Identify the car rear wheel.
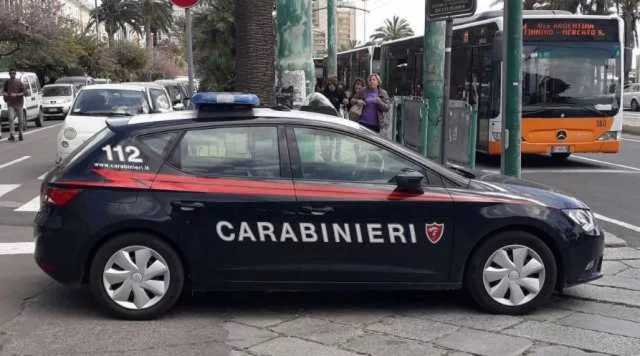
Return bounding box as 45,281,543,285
89,233,184,320
632,99,640,112
465,231,557,315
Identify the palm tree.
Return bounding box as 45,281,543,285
88,0,142,47
234,0,276,105
140,0,174,49
369,16,414,43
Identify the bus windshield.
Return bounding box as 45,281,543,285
522,43,621,117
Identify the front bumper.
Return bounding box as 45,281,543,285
561,231,605,289
41,106,68,117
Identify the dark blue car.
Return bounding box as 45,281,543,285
35,93,604,319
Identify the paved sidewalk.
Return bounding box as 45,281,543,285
2,234,640,355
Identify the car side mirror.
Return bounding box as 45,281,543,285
395,169,424,194
173,103,185,111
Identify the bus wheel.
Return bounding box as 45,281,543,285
551,153,571,160
632,99,640,112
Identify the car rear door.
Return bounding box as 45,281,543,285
287,126,456,284
151,123,305,288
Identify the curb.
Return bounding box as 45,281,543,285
623,124,640,136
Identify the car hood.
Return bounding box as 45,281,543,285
42,97,72,105
468,172,588,209
64,115,111,135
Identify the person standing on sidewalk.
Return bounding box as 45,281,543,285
2,69,26,142
351,74,391,133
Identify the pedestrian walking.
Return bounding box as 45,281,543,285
2,69,26,142
350,73,391,133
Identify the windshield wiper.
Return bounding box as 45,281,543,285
107,112,135,117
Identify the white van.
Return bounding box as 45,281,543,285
0,72,44,127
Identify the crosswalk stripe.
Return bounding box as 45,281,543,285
15,196,40,212
0,156,30,170
0,184,20,199
0,242,34,255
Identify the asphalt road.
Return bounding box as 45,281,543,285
1,116,640,355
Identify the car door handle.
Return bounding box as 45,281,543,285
300,206,334,216
171,201,204,212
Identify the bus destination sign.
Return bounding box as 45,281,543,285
427,0,476,20
523,19,619,42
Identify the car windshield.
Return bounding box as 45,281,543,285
522,43,621,117
71,89,149,116
43,86,72,97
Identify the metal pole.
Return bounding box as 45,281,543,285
186,7,195,95
501,0,523,177
94,0,99,46
422,16,445,160
439,18,453,165
327,0,337,77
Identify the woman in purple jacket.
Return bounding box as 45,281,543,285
350,73,391,133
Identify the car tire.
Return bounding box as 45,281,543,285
551,153,571,160
89,233,185,320
35,110,44,127
632,99,640,112
465,231,557,315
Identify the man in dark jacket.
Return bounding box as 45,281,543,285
2,69,26,141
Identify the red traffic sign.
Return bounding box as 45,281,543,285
171,0,199,8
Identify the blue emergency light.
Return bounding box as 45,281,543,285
192,92,260,109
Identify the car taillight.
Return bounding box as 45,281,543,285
44,187,82,206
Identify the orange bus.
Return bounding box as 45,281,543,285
353,11,625,159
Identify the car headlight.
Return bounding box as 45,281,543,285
563,209,598,235
63,127,77,140
597,131,621,141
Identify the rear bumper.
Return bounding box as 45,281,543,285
487,140,620,155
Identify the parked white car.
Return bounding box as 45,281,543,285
56,83,172,163
41,84,76,120
0,71,44,127
624,83,640,111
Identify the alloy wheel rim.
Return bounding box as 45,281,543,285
482,244,546,307
102,246,170,310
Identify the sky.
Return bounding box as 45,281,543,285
355,0,497,42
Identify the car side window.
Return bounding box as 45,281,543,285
172,126,280,178
293,127,425,184
150,89,171,112
139,132,180,157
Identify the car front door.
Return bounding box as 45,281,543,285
151,124,305,288
287,126,455,284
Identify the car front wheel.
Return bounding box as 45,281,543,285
465,231,557,315
89,233,185,320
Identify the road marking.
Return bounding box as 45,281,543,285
623,137,640,143
0,242,34,255
572,155,640,172
15,196,40,212
0,123,62,143
38,171,49,180
595,213,640,234
0,156,30,170
0,184,20,199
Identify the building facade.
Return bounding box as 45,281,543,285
312,0,358,57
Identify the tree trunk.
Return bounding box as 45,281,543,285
234,0,276,106
145,21,153,49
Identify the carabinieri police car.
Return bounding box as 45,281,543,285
35,92,604,319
